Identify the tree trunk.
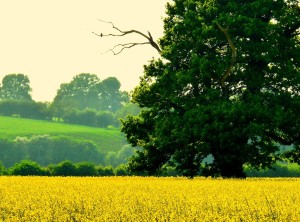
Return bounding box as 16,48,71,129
218,160,246,178
212,146,246,178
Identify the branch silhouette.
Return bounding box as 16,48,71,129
93,20,162,55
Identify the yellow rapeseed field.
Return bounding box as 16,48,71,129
0,176,299,221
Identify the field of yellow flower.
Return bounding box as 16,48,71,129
0,176,299,221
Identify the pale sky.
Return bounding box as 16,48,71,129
0,1,169,101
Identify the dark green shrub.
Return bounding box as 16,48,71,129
31,102,52,120
0,139,20,168
78,108,97,126
0,162,6,175
9,160,44,176
51,137,104,164
245,163,300,177
76,162,97,176
11,135,105,167
97,165,114,176
63,109,79,124
47,164,57,176
53,160,77,176
96,111,116,128
41,167,51,176
114,164,129,176
0,100,50,120
105,152,118,167
161,166,181,177
104,145,135,167
0,100,16,116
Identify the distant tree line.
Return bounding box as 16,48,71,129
63,109,117,128
0,100,51,119
0,135,135,168
0,160,129,176
1,159,300,177
51,73,129,115
0,73,141,127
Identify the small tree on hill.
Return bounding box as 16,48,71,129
0,74,32,101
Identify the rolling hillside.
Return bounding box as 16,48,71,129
0,116,128,153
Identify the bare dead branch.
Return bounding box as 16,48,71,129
93,19,162,55
216,22,237,89
102,42,151,55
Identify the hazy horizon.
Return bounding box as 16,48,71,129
0,1,169,102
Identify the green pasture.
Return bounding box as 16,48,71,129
0,116,127,152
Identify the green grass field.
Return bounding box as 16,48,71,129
0,116,127,152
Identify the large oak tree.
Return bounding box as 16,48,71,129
121,0,300,177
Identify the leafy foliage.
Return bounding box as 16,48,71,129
115,103,142,120
9,160,46,176
104,145,135,167
52,160,77,176
0,134,104,168
63,109,118,127
122,0,300,177
245,163,300,177
0,100,51,119
51,73,101,115
51,74,129,118
0,74,32,101
75,162,98,176
97,165,115,176
0,73,135,128
99,77,130,112
0,162,6,175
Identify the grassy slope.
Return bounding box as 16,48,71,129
0,116,127,152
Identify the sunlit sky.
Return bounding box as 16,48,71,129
0,1,169,102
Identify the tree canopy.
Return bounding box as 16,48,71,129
100,77,129,112
51,74,129,117
0,74,32,101
51,73,100,112
121,0,300,177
